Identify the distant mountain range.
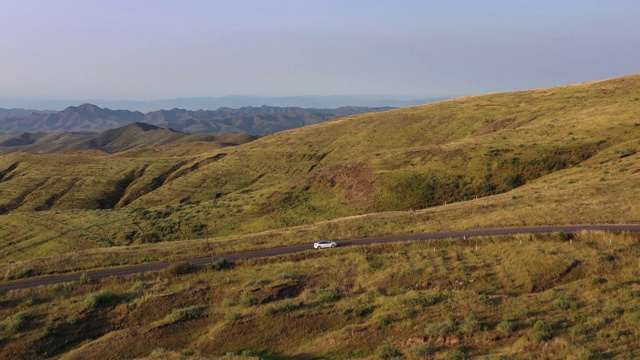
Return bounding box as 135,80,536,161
0,95,446,112
0,122,257,155
0,108,53,120
0,104,395,135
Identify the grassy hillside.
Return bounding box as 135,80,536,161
1,75,640,359
0,123,256,155
0,75,639,264
1,231,639,359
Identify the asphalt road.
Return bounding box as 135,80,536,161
2,224,639,292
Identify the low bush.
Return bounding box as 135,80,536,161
79,272,91,284
277,299,298,313
425,318,457,337
166,305,206,323
5,267,42,280
130,281,151,293
556,231,573,242
459,313,481,336
225,311,242,322
592,277,607,285
378,314,393,327
211,258,235,271
240,292,259,307
479,293,495,306
531,320,552,341
496,318,515,335
599,253,615,262
445,349,467,360
85,290,115,307
377,343,401,358
556,296,575,310
20,296,36,307
221,298,236,307
266,299,303,315
317,288,343,303
410,345,434,357
164,262,194,277
353,305,374,317
405,292,438,307
6,312,28,332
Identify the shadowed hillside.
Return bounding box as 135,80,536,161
0,108,53,120
0,123,257,155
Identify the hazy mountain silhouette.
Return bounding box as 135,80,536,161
0,95,445,112
0,104,395,135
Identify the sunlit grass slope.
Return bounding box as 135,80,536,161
0,75,639,265
1,232,639,359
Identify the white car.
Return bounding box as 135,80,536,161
313,240,337,249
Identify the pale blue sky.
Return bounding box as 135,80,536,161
0,0,638,101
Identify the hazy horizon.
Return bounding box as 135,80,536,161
0,94,446,112
1,1,638,105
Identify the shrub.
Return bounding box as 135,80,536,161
166,305,206,323
221,298,235,307
225,311,242,322
445,349,467,360
458,263,474,272
278,299,298,313
378,314,393,327
554,317,569,329
496,318,515,335
5,267,42,280
479,293,495,306
405,292,438,307
151,347,166,355
240,292,259,307
571,325,586,337
426,318,457,337
459,313,481,336
131,281,151,293
211,258,235,271
599,253,615,262
556,231,573,242
592,277,607,285
164,262,194,277
79,272,91,284
556,296,575,310
21,296,36,307
354,305,374,317
7,312,28,332
265,306,277,315
377,343,401,358
318,289,342,303
181,348,197,356
410,345,434,357
531,320,552,341
85,290,115,307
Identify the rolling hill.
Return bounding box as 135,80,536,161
0,122,257,155
0,74,638,257
1,74,640,359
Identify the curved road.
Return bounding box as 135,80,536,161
2,224,639,292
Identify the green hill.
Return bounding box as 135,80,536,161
1,75,640,359
1,74,639,259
